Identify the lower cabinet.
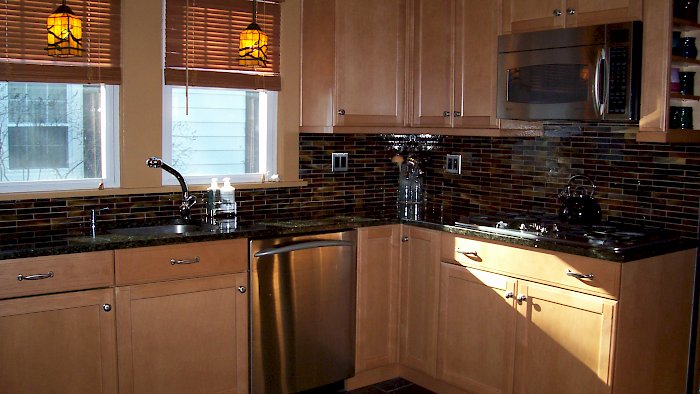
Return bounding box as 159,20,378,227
355,225,401,372
437,263,617,394
115,273,248,394
0,288,118,394
399,226,441,377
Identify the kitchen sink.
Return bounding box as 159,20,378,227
108,223,212,236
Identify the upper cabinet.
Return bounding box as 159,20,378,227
411,0,498,129
502,0,642,34
300,0,499,133
301,0,406,132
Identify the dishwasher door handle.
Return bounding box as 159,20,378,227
254,240,354,257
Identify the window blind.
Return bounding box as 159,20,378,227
165,0,281,91
0,0,121,84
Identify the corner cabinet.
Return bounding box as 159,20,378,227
114,240,249,394
502,0,642,34
301,0,407,132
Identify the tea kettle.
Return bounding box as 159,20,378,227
558,175,602,224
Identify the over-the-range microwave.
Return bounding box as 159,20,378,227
497,21,642,122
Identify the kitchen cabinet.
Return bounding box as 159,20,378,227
411,0,498,129
355,225,401,373
300,0,406,131
114,240,249,394
0,288,118,394
0,251,117,394
502,0,642,34
638,0,700,142
439,232,695,394
398,226,441,377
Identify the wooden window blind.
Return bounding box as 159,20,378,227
0,0,121,84
165,0,281,91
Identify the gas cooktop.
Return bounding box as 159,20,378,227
454,212,683,255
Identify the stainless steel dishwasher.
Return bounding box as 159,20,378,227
250,231,357,394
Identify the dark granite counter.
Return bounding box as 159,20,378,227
0,216,695,263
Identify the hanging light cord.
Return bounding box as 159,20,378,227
185,0,190,115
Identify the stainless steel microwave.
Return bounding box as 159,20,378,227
497,22,642,122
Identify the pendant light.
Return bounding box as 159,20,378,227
46,0,84,57
239,0,268,67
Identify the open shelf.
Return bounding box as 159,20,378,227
670,93,700,101
672,55,700,67
637,129,700,143
673,18,700,32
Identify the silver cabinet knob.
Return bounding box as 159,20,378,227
338,109,346,116
553,9,562,16
505,291,514,299
567,8,575,15
102,304,112,312
401,236,409,242
517,295,527,303
443,111,451,117
238,286,247,294
453,111,461,117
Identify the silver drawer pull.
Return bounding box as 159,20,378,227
566,269,594,280
170,256,200,265
457,250,482,262
17,271,54,281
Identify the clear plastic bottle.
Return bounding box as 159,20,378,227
219,177,237,215
206,177,219,218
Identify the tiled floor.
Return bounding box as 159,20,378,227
347,378,435,394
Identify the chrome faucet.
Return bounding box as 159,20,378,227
146,157,196,222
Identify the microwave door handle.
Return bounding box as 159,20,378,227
593,49,607,117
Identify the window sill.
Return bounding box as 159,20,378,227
0,179,309,201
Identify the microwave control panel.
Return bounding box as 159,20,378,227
607,46,629,115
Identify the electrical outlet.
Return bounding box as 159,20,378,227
332,152,349,172
446,154,461,174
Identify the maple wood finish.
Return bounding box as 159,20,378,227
442,235,621,299
355,226,401,372
502,0,642,33
0,288,117,394
300,0,406,132
437,264,517,394
116,273,248,394
436,232,695,394
411,0,498,129
399,226,441,377
115,239,247,285
0,251,114,299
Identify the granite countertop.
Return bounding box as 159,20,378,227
0,216,696,263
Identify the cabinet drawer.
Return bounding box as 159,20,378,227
115,239,247,285
0,251,114,299
441,233,621,299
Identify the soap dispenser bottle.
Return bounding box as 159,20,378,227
206,177,219,218
220,177,237,216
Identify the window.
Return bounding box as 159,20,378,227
0,0,121,192
164,0,280,184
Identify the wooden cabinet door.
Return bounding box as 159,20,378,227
0,288,117,394
335,0,406,127
399,226,440,376
356,225,401,372
513,281,615,394
565,0,642,28
437,263,516,394
411,0,455,127
454,0,499,128
116,274,248,394
502,0,566,33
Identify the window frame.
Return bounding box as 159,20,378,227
0,84,120,193
161,85,277,186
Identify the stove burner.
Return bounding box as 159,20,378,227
455,212,679,254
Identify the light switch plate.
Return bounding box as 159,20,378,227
332,152,349,172
446,154,461,174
